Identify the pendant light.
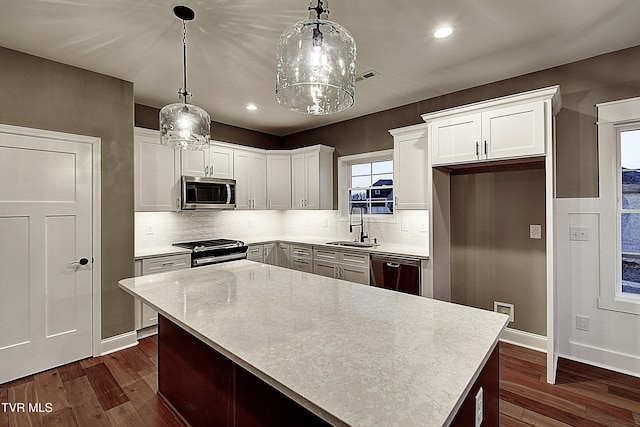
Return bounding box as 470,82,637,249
276,0,356,115
160,6,210,150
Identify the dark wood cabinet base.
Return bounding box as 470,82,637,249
158,315,330,427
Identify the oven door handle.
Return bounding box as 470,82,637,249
193,252,247,266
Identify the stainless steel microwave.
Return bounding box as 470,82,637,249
181,176,236,210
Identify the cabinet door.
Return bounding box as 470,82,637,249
431,113,482,166
483,102,545,160
264,243,277,265
209,145,234,179
341,265,370,285
291,153,307,209
233,150,251,209
304,151,321,209
393,128,429,210
277,243,291,268
266,155,292,209
314,260,338,278
134,128,180,212
249,153,267,209
181,149,207,177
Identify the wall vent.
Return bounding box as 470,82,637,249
356,70,379,82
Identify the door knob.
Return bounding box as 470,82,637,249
69,257,90,267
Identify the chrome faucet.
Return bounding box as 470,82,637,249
349,206,368,242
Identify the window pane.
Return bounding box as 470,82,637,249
372,174,393,186
370,201,393,214
351,176,372,188
351,163,371,176
622,254,640,295
349,189,367,202
372,160,393,174
622,213,640,254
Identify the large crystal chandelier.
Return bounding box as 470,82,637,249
160,6,210,150
275,0,356,115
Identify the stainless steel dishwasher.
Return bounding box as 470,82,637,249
370,254,421,295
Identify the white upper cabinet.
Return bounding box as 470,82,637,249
134,127,180,212
291,145,334,210
234,149,266,209
266,154,292,210
180,143,234,178
390,123,430,210
424,86,560,167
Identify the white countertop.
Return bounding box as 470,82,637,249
134,245,191,260
119,260,507,426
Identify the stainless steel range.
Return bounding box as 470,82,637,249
172,239,248,267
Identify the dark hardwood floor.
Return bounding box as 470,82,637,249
1,339,639,426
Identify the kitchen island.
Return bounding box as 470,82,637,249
119,260,508,426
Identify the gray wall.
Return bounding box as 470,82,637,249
282,44,640,199
135,104,282,150
0,46,135,339
450,166,547,335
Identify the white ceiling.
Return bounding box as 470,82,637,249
2,0,640,136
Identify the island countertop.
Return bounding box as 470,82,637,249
118,260,508,426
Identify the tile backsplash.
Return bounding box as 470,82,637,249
135,210,429,249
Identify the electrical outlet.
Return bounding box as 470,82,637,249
322,218,328,228
494,301,514,322
475,387,483,427
570,226,590,241
530,224,542,239
420,223,428,233
401,221,409,232
145,224,154,235
304,217,309,226
248,219,254,227
576,315,590,331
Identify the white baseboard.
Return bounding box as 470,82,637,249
99,331,138,356
137,325,158,340
563,341,640,379
499,327,547,353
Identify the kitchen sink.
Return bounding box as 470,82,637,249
326,241,379,248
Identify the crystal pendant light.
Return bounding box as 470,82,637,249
276,0,356,115
160,6,210,150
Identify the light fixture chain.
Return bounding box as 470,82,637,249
181,19,188,101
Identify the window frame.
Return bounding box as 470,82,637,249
596,97,640,315
337,150,396,223
616,124,640,300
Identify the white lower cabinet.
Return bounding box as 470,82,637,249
134,253,190,333
277,242,291,268
264,243,277,265
313,248,370,285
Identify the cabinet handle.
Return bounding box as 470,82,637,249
334,266,338,278
176,197,181,211
340,266,344,278
162,261,176,267
386,262,401,268
394,195,398,209
484,140,488,156
205,165,209,176
475,141,479,157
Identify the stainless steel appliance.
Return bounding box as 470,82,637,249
181,176,236,210
173,239,248,267
370,254,421,295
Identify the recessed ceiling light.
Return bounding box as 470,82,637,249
246,103,259,111
433,26,455,39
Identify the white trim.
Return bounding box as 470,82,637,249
100,331,138,356
562,341,640,379
500,328,547,353
0,123,103,360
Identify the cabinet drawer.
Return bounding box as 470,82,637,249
290,245,312,258
340,251,369,267
314,248,339,262
247,245,264,262
291,257,313,273
142,254,190,275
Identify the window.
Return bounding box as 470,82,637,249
619,127,640,296
338,150,394,219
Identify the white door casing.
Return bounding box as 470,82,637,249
0,124,100,384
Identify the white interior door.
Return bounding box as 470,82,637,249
0,128,94,384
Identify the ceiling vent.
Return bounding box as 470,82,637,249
356,70,379,82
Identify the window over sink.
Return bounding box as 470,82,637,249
338,150,395,220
